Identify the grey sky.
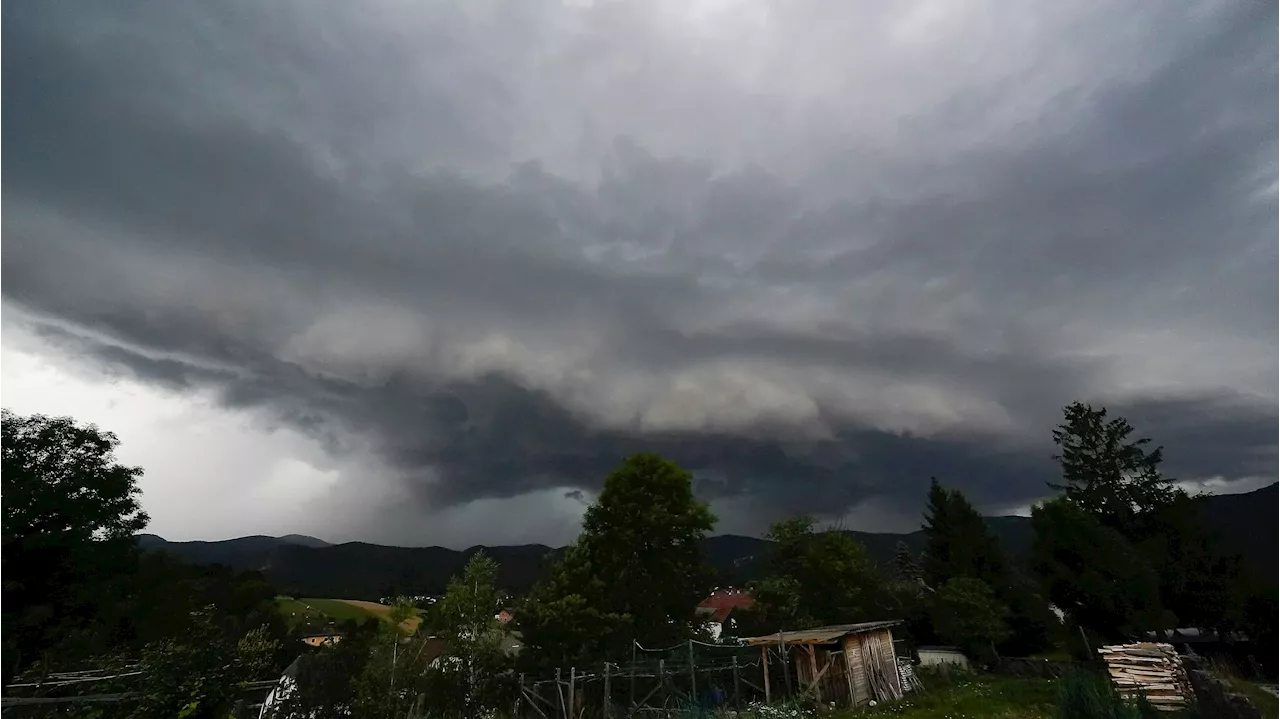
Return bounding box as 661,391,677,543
2,0,1275,547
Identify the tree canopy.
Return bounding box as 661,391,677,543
418,552,517,718
1041,400,1264,648
745,516,881,631
931,577,1011,662
1050,401,1177,534
2,410,152,673
1031,497,1164,642
921,478,1007,590
518,453,716,667
919,478,1054,656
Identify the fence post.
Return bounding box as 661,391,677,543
603,662,612,718
629,644,637,710
778,632,792,698
518,673,525,719
732,654,741,708
658,659,665,709
688,639,697,705
762,645,772,704
556,667,565,719
569,666,576,719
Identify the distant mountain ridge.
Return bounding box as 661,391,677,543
139,483,1276,600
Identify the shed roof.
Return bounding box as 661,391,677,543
741,620,902,646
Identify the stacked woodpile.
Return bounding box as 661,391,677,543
1098,643,1192,711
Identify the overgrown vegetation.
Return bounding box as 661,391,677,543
1053,669,1159,719
837,673,1060,718
1223,677,1278,717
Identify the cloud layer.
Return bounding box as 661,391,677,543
3,0,1276,544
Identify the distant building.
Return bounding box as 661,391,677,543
695,588,754,641
301,634,343,647
916,646,970,671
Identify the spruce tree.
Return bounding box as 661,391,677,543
921,478,1006,589
893,541,922,582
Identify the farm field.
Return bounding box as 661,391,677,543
276,596,423,634
337,599,424,633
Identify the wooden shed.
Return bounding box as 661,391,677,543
742,621,903,707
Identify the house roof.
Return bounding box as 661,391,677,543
705,607,734,624
696,590,754,624
741,620,902,646
698,590,754,609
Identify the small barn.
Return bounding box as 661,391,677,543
743,620,903,707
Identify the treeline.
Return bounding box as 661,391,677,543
2,401,1275,717
510,401,1277,676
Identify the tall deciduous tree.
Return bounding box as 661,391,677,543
1137,493,1239,633
746,516,882,631
418,552,517,718
931,578,1011,663
518,453,716,667
2,410,150,670
1030,498,1164,642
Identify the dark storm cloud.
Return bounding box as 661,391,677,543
3,0,1275,538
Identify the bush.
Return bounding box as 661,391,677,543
133,609,280,719
1056,669,1159,719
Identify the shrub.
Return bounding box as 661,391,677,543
1056,668,1160,719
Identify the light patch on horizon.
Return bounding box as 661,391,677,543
0,326,339,542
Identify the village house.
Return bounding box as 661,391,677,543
300,633,343,648
694,588,754,642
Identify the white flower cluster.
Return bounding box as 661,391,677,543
740,701,816,719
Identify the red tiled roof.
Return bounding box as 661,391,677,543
697,590,753,624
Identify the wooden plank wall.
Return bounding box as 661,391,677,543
842,634,869,704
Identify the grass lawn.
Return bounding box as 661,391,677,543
835,673,1059,719
1223,676,1278,717
299,597,382,623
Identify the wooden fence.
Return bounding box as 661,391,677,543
515,643,793,719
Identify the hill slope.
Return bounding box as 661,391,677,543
140,483,1276,599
